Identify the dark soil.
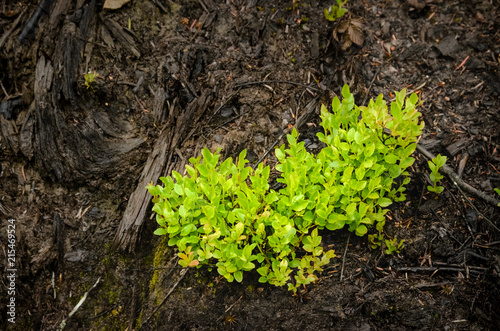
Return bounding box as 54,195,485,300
1,0,500,330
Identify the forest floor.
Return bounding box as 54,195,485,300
1,0,500,330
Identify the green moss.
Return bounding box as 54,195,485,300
135,311,143,329
153,236,169,267
149,236,170,296
88,271,128,330
149,270,159,292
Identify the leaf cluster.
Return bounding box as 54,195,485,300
147,85,424,292
324,0,349,22
333,16,364,50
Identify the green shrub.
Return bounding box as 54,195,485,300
147,85,424,292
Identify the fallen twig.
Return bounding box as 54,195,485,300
141,268,188,329
215,295,244,322
393,266,485,276
234,80,320,91
252,128,291,170
152,0,169,13
416,145,500,208
361,66,382,107
197,0,209,13
0,7,26,48
252,99,318,170
59,277,101,330
340,234,350,281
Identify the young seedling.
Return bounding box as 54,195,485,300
324,0,348,22
83,71,99,92
427,154,447,194
385,238,405,255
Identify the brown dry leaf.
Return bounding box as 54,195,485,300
337,21,350,33
333,20,348,42
350,17,364,28
408,0,426,10
341,36,352,51
348,24,364,46
103,0,131,10
332,29,339,42
333,17,364,49
332,27,339,42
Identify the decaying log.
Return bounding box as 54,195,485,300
113,126,175,252
0,115,19,152
114,90,213,252
14,1,145,183
17,0,54,42
22,50,144,182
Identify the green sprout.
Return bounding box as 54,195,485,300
324,0,349,22
427,154,447,194
83,71,99,92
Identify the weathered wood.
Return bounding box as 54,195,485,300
100,15,141,58
17,0,54,43
0,8,26,49
19,54,53,159
446,138,469,156
0,115,19,152
54,213,65,271
17,3,145,183
153,87,167,123
114,90,213,251
113,125,174,252
49,0,71,29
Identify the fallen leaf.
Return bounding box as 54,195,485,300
348,24,364,46
103,0,131,10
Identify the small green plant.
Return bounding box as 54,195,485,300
384,237,405,254
147,85,424,293
324,0,348,22
83,71,99,92
368,233,404,254
427,154,447,194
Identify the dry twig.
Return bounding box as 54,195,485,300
416,145,500,208
340,234,350,281
234,80,320,91
141,268,188,329
59,277,101,330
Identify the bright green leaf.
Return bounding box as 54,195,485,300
154,228,167,235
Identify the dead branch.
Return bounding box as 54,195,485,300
416,145,500,208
